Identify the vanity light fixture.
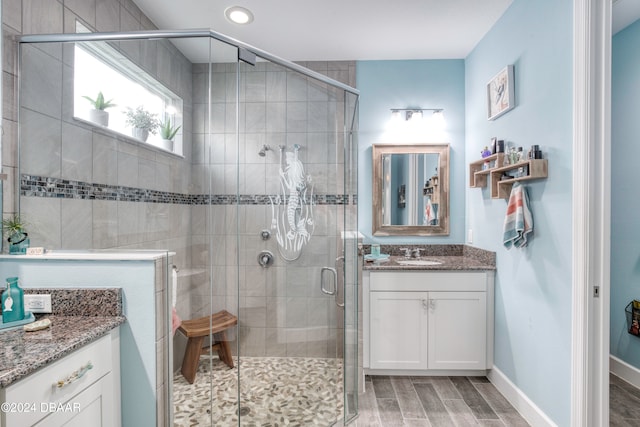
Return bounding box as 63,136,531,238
431,109,445,125
224,6,254,24
408,110,422,121
390,108,444,121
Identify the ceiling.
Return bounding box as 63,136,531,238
132,0,514,62
613,0,640,34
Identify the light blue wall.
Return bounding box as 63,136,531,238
356,60,465,243
611,18,640,367
464,1,573,425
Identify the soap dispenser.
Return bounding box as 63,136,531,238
2,277,25,323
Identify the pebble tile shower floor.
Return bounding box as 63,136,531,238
173,357,344,426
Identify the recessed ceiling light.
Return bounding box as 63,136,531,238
225,6,254,25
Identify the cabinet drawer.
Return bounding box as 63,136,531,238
4,334,112,427
370,271,487,292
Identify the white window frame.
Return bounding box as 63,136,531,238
73,23,184,155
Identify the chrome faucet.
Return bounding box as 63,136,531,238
400,248,422,258
399,248,422,258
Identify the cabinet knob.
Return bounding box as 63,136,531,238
422,299,429,310
430,299,436,310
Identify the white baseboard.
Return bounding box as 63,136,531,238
610,355,640,389
487,367,557,427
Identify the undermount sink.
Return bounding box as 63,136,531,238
396,259,442,266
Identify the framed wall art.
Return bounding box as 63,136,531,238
486,65,515,120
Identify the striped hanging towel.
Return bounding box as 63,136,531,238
503,183,533,249
424,197,435,225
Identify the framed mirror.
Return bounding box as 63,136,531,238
372,143,450,236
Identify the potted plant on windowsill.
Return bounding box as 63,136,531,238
82,91,115,127
159,119,181,151
2,215,30,255
124,106,159,142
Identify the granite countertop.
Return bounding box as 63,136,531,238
364,255,495,271
362,244,496,271
0,315,125,387
0,288,125,388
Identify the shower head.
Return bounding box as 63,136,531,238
258,144,271,157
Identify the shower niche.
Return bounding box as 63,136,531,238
17,29,359,426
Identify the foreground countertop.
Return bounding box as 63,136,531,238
0,315,125,388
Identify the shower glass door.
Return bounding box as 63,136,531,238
17,28,357,426
343,90,360,425
234,56,358,425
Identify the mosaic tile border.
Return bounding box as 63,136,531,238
20,174,356,205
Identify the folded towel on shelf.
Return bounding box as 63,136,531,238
503,182,533,249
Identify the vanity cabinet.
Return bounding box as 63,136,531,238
0,330,120,427
364,271,494,374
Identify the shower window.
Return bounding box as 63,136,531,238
72,24,184,154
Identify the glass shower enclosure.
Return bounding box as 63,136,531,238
17,29,359,426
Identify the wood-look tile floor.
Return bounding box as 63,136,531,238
354,375,530,427
610,373,640,426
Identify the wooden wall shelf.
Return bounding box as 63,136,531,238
490,159,547,198
469,153,504,188
469,154,547,199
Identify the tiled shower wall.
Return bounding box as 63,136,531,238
5,2,192,423
187,60,357,359
10,4,193,275
6,0,357,363
3,1,194,265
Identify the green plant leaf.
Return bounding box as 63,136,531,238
83,91,115,110
160,119,181,140
124,106,159,133
1,215,27,238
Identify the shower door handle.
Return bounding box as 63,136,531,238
320,267,337,296
335,256,345,308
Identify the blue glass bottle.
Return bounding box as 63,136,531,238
2,277,25,323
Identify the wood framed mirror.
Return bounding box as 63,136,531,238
372,143,450,236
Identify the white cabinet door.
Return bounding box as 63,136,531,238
35,373,115,427
370,291,429,370
427,291,487,370
1,331,120,427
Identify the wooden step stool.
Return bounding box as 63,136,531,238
178,310,238,384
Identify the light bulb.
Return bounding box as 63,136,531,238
225,6,254,25
410,110,423,121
